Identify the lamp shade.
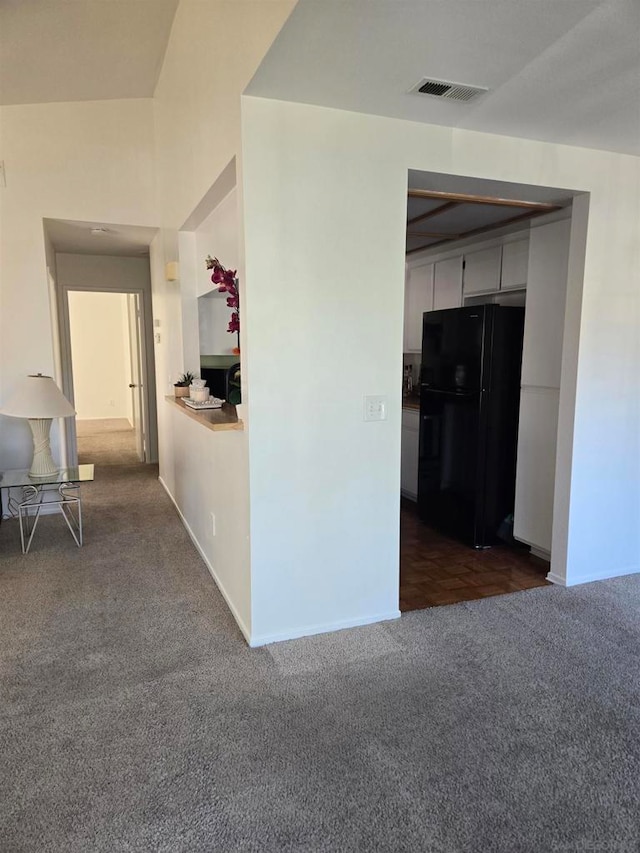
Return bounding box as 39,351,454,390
0,374,76,419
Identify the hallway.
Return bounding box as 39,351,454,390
1,464,640,851
76,418,139,466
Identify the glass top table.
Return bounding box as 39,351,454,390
0,464,94,553
0,464,94,490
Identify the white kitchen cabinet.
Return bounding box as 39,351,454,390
433,256,463,310
501,238,529,290
404,263,434,352
520,219,570,389
401,408,420,500
463,246,502,295
513,217,570,558
513,387,559,558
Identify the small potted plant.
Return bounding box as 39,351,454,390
174,372,194,398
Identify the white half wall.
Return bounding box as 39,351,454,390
68,291,132,421
241,96,640,641
160,402,251,639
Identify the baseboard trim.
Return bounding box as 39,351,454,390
249,610,402,648
546,571,567,586
157,478,401,649
158,476,251,646
76,416,131,422
555,564,640,587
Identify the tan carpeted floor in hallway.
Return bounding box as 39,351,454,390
1,462,640,851
76,418,139,466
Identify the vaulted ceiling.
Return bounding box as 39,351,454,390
2,0,637,159
0,0,178,105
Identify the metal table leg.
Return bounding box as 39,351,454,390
18,482,83,554
18,485,43,555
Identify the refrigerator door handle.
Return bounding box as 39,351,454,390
421,388,478,398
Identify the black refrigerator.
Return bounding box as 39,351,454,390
418,304,525,548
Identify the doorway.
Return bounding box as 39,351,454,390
57,278,157,469
67,291,146,466
400,172,580,612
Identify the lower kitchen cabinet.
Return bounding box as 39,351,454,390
401,407,420,500
513,387,559,558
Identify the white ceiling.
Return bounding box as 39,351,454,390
45,219,158,257
2,0,636,157
247,0,640,157
0,0,178,105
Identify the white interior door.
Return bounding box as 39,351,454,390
127,293,146,462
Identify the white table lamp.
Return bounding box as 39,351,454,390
0,374,76,478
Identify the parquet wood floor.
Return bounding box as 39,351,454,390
400,501,550,612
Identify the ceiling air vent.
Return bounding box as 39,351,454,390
410,78,488,103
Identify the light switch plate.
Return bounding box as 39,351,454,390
364,395,387,422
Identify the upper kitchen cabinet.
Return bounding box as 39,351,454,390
433,256,463,310
463,246,502,295
501,238,529,290
404,263,434,351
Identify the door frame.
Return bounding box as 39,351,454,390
57,282,158,465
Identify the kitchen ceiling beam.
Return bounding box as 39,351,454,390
406,206,560,255
407,201,458,227
407,230,461,239
407,189,562,211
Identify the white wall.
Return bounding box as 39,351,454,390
0,99,157,470
68,291,132,421
151,0,294,381
150,1,294,639
241,96,640,642
57,253,153,296
153,1,295,232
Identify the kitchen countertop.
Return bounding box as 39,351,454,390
402,395,420,411
165,396,244,432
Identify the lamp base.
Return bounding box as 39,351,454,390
28,418,59,478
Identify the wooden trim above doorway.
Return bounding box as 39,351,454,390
406,189,563,254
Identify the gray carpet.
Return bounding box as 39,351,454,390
1,463,640,852
77,418,139,466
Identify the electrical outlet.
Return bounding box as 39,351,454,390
364,395,387,422
109,399,115,407
210,512,216,536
